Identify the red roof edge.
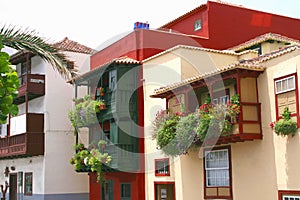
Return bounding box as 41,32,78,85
160,3,208,28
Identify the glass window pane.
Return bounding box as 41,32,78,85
276,81,282,93
205,149,229,187
288,76,295,89
282,79,288,91
121,183,131,198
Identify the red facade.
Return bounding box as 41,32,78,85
88,1,300,200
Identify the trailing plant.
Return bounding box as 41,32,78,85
70,143,112,182
68,95,106,128
152,94,240,156
196,104,233,142
274,107,297,137
156,114,180,150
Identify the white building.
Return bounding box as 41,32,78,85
0,37,93,200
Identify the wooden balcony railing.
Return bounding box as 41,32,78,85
0,132,44,158
14,74,45,104
212,102,262,145
0,113,44,159
102,143,139,172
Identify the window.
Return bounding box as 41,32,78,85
109,69,117,90
275,76,295,94
24,172,33,196
283,195,300,200
205,149,229,186
19,60,31,85
279,191,300,200
274,74,298,119
194,19,202,31
155,158,170,176
120,183,131,199
204,146,232,199
212,88,230,105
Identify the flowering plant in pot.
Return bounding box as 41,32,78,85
273,107,297,137
70,143,112,182
68,95,105,128
97,87,105,96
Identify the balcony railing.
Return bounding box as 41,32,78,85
205,102,262,146
0,113,44,159
14,74,45,104
102,143,140,172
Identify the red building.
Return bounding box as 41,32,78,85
74,1,300,200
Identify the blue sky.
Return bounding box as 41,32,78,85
0,0,299,49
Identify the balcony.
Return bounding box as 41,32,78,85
0,113,44,159
206,102,262,146
14,74,45,104
102,144,140,172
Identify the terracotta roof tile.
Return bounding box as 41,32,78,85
152,62,263,96
53,37,95,54
240,45,300,64
143,45,240,62
152,45,300,96
228,33,300,52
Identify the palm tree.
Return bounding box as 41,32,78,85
0,25,78,124
0,25,76,80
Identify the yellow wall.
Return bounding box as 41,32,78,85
144,44,300,199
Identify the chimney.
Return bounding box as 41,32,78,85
134,22,150,30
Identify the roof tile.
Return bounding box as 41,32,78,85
53,37,95,54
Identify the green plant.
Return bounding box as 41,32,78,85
70,143,112,182
274,107,297,137
152,94,240,156
68,95,105,128
196,104,233,142
0,43,19,124
156,115,180,150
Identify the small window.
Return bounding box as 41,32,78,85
275,76,295,94
283,195,300,200
24,172,33,196
109,70,117,90
194,19,202,31
120,183,131,199
155,158,170,176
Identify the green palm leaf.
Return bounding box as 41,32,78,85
0,25,77,80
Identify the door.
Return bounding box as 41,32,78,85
155,182,175,200
9,173,18,200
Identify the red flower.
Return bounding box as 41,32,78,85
270,121,275,129
199,103,210,113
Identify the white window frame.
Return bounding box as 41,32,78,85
194,19,202,31
275,75,295,94
213,95,229,105
283,195,300,200
205,149,230,187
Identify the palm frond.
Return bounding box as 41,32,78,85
0,25,77,80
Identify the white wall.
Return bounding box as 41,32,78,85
43,51,90,194
0,156,45,194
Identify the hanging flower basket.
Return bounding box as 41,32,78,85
68,95,106,128
273,107,297,137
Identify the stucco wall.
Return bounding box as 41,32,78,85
143,45,300,199
43,51,90,194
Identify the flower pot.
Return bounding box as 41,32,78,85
98,104,106,110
